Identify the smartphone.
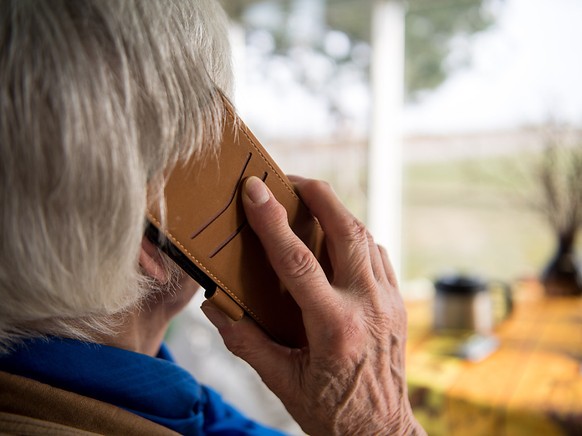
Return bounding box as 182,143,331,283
146,97,326,348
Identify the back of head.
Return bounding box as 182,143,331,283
0,0,233,350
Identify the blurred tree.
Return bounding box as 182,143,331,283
220,0,495,100
326,0,494,98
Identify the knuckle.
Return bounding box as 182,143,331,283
306,178,330,190
318,315,364,357
366,307,401,339
224,337,245,357
345,218,368,245
314,179,332,192
281,246,319,279
302,178,333,197
221,325,258,359
227,339,258,361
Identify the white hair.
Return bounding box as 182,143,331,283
0,0,233,350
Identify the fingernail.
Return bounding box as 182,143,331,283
201,301,229,329
245,176,269,205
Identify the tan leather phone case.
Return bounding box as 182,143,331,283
146,97,326,348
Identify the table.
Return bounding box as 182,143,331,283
406,281,582,435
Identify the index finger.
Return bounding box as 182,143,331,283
242,176,338,317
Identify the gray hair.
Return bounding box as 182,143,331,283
0,0,233,350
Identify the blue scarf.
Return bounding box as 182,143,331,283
0,337,284,435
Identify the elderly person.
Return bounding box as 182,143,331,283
0,0,424,435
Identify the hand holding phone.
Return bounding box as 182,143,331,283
201,175,424,436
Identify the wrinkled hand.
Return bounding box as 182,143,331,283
202,176,424,436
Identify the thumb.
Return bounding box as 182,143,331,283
201,301,295,391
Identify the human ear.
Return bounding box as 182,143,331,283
139,236,170,283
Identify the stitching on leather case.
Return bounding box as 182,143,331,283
147,214,264,325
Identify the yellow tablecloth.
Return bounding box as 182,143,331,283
406,281,582,435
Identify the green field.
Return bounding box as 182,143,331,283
402,154,567,282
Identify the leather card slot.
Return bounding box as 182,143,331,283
208,171,268,259
190,152,253,240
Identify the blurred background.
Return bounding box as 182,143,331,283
167,0,582,434
221,0,582,285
